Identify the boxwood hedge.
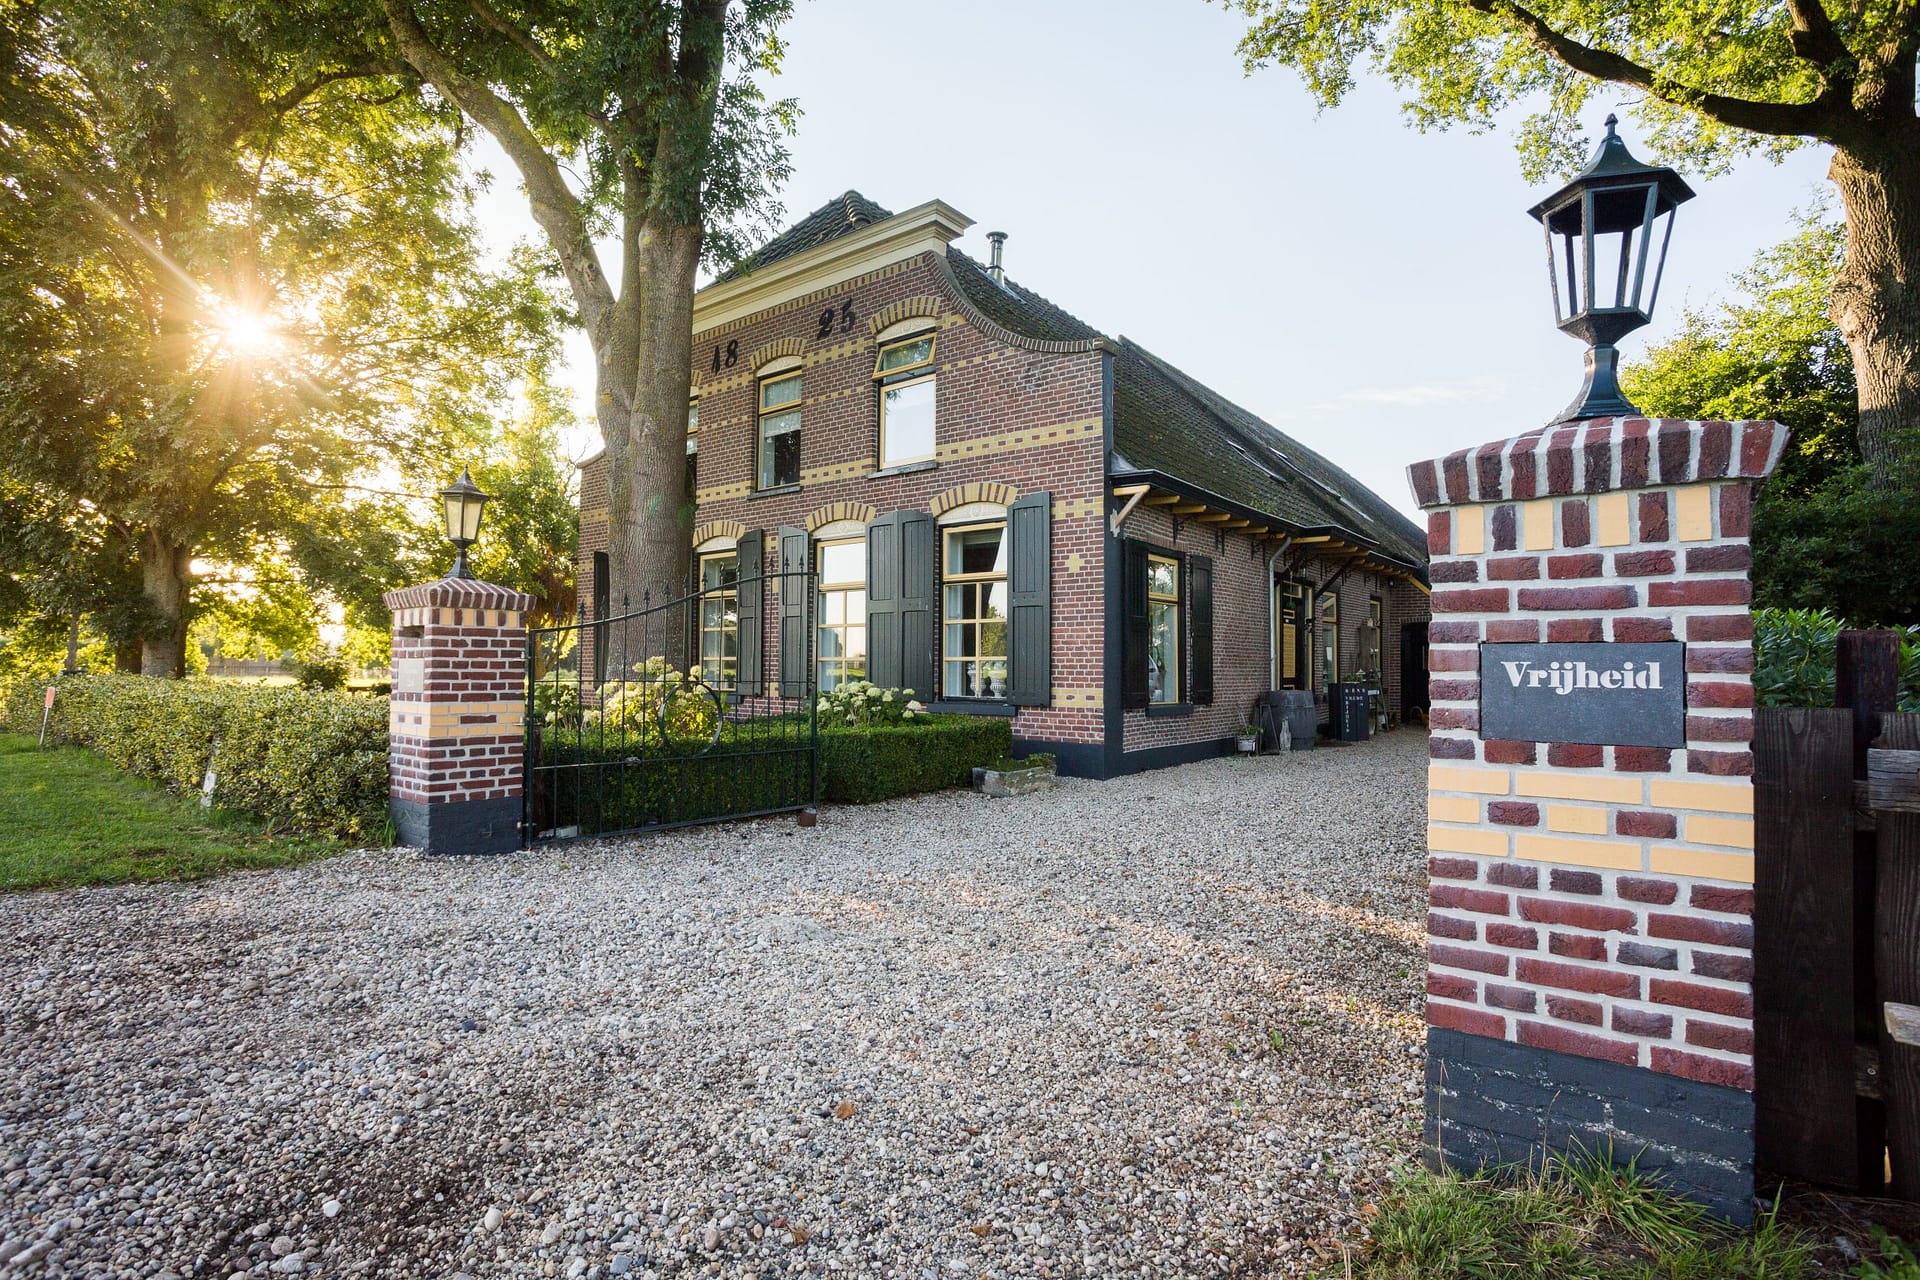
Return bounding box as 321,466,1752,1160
6,674,388,840
7,678,1014,844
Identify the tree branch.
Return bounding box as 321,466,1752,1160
379,0,616,346
1785,0,1854,75
1466,0,1843,139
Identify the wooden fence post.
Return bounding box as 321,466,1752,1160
1754,706,1860,1188
1876,712,1920,1200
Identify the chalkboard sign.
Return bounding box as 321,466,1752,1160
1480,642,1686,748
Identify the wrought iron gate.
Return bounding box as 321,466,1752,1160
523,568,817,843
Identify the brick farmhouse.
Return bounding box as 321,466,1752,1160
575,193,1431,777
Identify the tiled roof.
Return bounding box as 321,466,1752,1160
719,192,1427,570
1111,341,1429,570
716,191,894,282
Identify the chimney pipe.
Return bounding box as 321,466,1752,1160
986,231,1007,284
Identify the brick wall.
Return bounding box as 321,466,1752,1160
1408,416,1786,1219
383,577,536,854
578,249,1107,750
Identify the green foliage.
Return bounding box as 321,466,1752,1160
1623,210,1920,625
1227,0,1901,181
1856,1230,1920,1280
292,652,350,691
818,716,1011,805
814,680,927,727
590,658,722,747
1339,1148,1812,1279
4,673,388,839
0,0,562,671
1751,607,1920,709
0,732,339,891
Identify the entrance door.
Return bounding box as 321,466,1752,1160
1274,580,1312,689
1400,620,1430,722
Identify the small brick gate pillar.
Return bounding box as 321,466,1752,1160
382,576,537,855
1408,417,1786,1222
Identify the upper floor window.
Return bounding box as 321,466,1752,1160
942,521,1007,699
758,372,801,489
875,332,936,469
685,400,699,495
1147,554,1179,704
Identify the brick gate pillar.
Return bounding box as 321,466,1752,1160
382,576,537,855
1408,417,1786,1222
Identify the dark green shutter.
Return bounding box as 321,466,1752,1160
736,529,765,695
1122,540,1149,710
898,512,935,699
777,526,808,695
1006,491,1051,707
1189,554,1214,706
865,513,901,689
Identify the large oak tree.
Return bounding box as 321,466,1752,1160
1231,0,1920,488
375,0,794,623
0,0,550,675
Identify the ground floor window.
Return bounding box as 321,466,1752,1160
697,551,738,688
1148,553,1179,704
1319,589,1340,689
942,521,1008,698
1364,595,1383,677
816,537,866,691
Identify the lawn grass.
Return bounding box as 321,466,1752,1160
1336,1149,1823,1279
0,732,343,891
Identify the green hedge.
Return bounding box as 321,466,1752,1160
1754,607,1920,709
4,674,388,840
531,712,1013,834
819,715,1011,804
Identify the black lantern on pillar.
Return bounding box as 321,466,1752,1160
1529,115,1695,423
438,467,490,579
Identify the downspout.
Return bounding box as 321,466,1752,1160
1265,536,1292,690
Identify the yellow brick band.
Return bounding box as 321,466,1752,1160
1675,485,1714,541
1514,771,1643,804
1514,833,1644,871
1454,505,1486,556
1429,765,1512,795
1684,815,1756,849
935,417,1101,462
1651,846,1756,884
1050,687,1103,709
1547,805,1609,835
1595,492,1632,546
1522,499,1554,551
1430,825,1510,857
1648,779,1755,815
1428,794,1480,824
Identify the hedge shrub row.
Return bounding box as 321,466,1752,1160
5,674,389,840
1753,608,1920,709
530,712,1013,834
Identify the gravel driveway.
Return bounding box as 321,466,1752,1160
0,731,1429,1280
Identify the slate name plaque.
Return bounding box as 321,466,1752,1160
1479,642,1686,748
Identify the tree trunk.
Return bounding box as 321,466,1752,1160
138,529,192,678
1830,129,1920,489
600,216,704,673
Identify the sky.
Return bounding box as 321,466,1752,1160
469,0,1835,523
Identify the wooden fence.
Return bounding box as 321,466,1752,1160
1754,630,1920,1201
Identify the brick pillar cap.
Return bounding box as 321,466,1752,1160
382,576,538,612
1409,417,1788,510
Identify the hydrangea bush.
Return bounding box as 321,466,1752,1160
815,680,924,727
589,656,721,746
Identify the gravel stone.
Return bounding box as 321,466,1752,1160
0,735,1428,1276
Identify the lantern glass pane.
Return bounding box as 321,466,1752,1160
443,493,464,541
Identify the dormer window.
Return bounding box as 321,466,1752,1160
875,330,936,469
757,370,802,490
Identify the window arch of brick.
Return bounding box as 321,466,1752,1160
804,501,877,532
691,518,747,548
930,481,1020,517
866,296,944,339
750,337,806,372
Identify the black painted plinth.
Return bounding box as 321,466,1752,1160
391,795,521,855
1426,1026,1755,1224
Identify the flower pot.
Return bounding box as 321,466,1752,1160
1236,735,1259,754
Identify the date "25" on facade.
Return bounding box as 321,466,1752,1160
708,299,855,373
